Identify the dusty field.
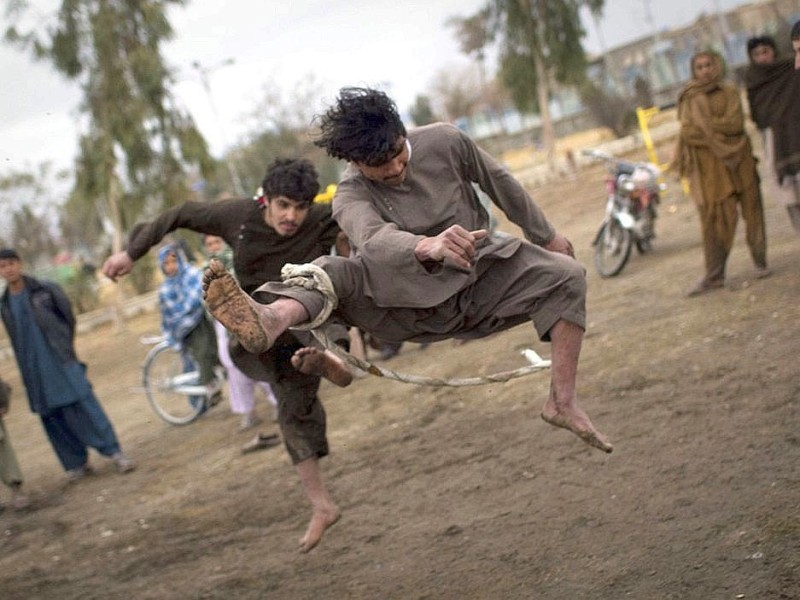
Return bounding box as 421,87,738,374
0,149,798,599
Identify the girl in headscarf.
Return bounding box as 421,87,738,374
673,50,770,297
158,243,221,401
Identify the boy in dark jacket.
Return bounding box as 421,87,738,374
0,249,134,481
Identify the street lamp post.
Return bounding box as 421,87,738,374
192,58,246,197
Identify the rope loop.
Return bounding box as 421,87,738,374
279,262,551,387
280,263,338,330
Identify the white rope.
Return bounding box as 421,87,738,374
281,263,338,330
281,262,551,387
313,327,551,387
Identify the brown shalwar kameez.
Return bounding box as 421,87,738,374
255,123,586,343
124,199,344,464
675,70,768,286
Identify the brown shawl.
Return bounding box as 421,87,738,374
675,78,748,174
673,53,759,209
745,58,800,179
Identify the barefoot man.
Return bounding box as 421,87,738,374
204,87,612,464
102,158,352,552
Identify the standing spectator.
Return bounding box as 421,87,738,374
744,34,800,233
0,377,30,510
202,234,278,431
0,249,135,481
157,244,222,404
672,51,769,297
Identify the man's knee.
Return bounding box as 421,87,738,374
552,255,586,300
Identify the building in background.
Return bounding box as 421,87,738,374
460,0,800,147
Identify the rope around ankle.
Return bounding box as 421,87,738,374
281,262,551,387
280,263,339,330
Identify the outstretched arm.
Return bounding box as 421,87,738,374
100,200,237,281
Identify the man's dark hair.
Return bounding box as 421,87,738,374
747,35,777,58
261,158,320,204
0,248,21,261
792,20,800,41
314,87,407,166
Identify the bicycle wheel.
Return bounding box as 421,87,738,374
142,341,207,425
594,220,632,277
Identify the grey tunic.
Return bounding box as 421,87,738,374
256,123,586,342
333,123,556,308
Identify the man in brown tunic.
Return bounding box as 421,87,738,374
205,88,611,469
102,158,352,553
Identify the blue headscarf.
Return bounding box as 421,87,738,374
157,244,205,348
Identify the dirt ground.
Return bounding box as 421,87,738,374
0,146,798,600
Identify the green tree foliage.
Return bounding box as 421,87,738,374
453,0,604,161
4,0,216,295
448,7,493,91
409,94,439,126
489,0,603,108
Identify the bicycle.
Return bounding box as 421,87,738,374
140,334,224,425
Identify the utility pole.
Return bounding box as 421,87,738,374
711,0,733,64
192,58,246,197
641,0,679,97
642,0,660,87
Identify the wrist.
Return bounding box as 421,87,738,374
414,238,435,262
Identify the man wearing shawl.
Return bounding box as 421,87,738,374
673,51,769,297
745,34,800,233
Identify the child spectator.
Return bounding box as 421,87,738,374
157,244,222,404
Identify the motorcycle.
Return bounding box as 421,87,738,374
582,149,665,277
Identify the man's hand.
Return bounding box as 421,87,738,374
414,225,488,271
101,252,134,282
543,233,575,258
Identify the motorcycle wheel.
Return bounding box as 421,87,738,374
594,220,632,277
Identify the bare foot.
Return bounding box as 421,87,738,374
754,266,771,279
202,259,277,354
541,400,613,453
291,347,353,387
299,505,341,553
686,278,724,298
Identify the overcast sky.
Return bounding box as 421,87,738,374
0,0,756,175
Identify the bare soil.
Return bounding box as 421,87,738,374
1,150,798,599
